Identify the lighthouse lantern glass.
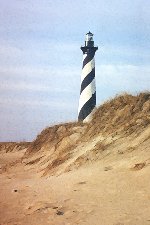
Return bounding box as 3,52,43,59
85,32,94,47
85,33,93,42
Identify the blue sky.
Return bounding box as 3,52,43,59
0,0,150,141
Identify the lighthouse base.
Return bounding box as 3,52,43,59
82,107,97,123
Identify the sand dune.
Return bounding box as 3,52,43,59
0,92,150,225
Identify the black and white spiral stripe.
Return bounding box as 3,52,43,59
78,52,96,122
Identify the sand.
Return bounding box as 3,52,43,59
0,142,150,225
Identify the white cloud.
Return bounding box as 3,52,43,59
0,97,75,109
0,44,22,56
0,80,78,93
0,81,51,92
0,65,79,77
96,64,150,97
101,45,150,59
97,64,150,76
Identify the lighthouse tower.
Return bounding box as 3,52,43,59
78,32,98,122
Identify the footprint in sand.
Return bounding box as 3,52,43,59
25,201,55,214
104,166,113,171
56,210,64,215
25,200,72,216
77,181,87,185
131,162,146,171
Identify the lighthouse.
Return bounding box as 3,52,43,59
78,32,98,122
